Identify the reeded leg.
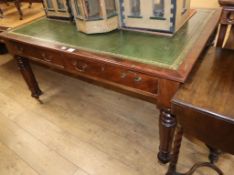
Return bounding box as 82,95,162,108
166,128,224,175
28,0,32,8
158,109,176,164
216,24,228,47
0,7,3,18
14,0,23,20
166,126,183,175
15,56,42,99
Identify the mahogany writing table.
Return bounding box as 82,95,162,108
0,9,221,164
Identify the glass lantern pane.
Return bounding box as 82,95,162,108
74,0,81,16
130,0,141,17
153,0,164,17
45,0,54,9
105,0,116,17
182,0,187,10
84,0,102,20
56,0,65,10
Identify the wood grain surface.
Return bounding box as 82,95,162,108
0,53,233,175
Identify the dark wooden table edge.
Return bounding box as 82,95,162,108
171,99,234,125
177,8,222,82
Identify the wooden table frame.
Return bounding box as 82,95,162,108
0,9,221,164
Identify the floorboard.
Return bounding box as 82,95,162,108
0,3,44,29
0,41,233,175
0,141,39,175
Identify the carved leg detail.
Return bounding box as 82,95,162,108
15,56,42,99
14,0,23,20
0,7,3,18
158,109,176,164
28,0,32,8
166,127,224,175
166,126,183,175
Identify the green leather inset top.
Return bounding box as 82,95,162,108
10,9,214,70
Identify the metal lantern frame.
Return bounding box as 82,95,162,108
70,0,119,34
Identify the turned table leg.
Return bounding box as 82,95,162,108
14,0,23,20
15,56,43,99
0,7,3,18
158,109,176,164
166,126,224,175
28,0,32,8
166,126,183,175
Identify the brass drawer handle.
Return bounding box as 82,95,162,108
41,53,52,62
134,76,142,82
73,61,88,72
121,71,142,82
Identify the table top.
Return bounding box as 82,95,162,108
172,47,234,124
1,9,221,82
9,9,214,70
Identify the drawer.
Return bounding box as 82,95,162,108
64,56,158,95
64,56,104,77
8,41,64,69
103,65,158,94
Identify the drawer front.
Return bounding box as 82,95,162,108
7,40,158,95
64,56,104,77
103,65,158,94
64,56,158,95
8,41,64,69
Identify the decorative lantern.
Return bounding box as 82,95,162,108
70,0,119,34
42,0,193,36
43,0,72,19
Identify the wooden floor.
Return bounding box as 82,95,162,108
0,2,44,29
0,54,233,175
